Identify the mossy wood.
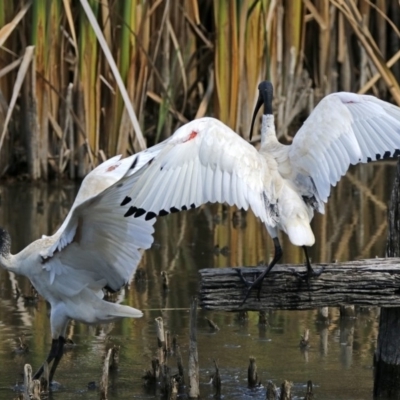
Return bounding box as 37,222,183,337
199,258,400,311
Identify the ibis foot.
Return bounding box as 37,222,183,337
235,267,267,306
235,237,283,306
288,246,324,288
289,266,324,281
289,265,324,292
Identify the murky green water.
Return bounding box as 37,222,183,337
0,162,396,399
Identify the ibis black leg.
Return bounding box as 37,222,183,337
33,338,59,380
48,336,66,383
236,237,283,305
290,246,324,282
33,336,66,383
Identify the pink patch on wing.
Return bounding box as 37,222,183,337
106,164,119,172
183,131,198,142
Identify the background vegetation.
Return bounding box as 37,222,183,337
0,0,399,180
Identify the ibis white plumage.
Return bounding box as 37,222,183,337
122,81,400,299
0,149,162,382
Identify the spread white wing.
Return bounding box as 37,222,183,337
54,150,160,236
288,92,400,204
39,169,157,297
38,148,168,297
122,117,276,227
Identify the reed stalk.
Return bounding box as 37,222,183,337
77,0,99,176
31,0,49,178
0,0,398,178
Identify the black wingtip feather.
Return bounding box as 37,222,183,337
383,151,391,159
130,156,139,169
145,211,157,221
134,208,146,218
124,206,137,217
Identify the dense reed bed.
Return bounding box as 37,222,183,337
0,0,399,179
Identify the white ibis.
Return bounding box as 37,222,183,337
0,149,162,383
121,81,400,301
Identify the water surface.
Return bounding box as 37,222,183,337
0,161,395,399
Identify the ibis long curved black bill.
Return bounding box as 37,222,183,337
249,81,273,140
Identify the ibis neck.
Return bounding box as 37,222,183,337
0,228,17,273
260,114,277,146
0,253,17,273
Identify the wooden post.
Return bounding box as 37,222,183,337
247,357,258,388
212,360,221,398
175,342,185,386
374,160,400,398
155,317,166,365
23,364,41,400
266,380,277,399
188,297,199,398
280,380,292,400
100,348,112,400
23,364,32,400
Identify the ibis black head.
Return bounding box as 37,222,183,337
249,81,273,140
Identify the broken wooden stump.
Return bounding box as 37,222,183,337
161,271,169,291
23,364,33,400
212,360,221,398
299,329,310,349
143,318,187,398
280,380,292,400
205,317,220,331
39,362,49,392
304,380,314,400
100,348,112,400
155,316,167,364
247,356,259,388
188,297,199,399
258,310,268,325
199,258,400,311
317,307,330,324
175,342,185,386
266,380,277,399
99,345,120,399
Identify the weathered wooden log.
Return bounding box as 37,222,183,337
199,258,400,311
